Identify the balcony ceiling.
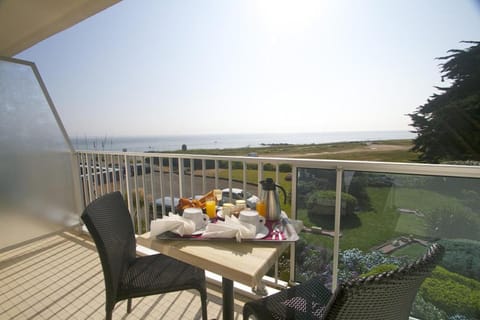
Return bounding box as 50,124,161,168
0,0,121,57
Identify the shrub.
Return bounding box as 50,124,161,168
306,190,357,216
279,163,292,172
295,238,333,285
438,239,480,282
296,180,322,209
232,161,243,170
263,163,275,171
420,266,480,317
348,172,370,209
411,294,448,320
338,248,406,282
218,160,228,169
360,264,397,278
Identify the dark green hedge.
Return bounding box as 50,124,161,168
438,239,480,282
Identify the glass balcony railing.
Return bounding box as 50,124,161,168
295,169,480,320
75,150,480,320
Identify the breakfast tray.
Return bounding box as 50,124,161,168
155,219,299,243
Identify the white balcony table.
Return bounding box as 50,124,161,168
137,232,289,320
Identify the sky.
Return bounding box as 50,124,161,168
16,0,480,137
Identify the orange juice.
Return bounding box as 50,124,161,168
256,200,266,217
205,199,217,219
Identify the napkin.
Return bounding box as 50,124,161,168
202,215,256,242
150,213,196,238
280,211,299,242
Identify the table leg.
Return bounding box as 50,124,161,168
222,277,234,320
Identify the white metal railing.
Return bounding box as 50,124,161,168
75,150,480,291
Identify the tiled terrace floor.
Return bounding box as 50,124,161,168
0,231,246,319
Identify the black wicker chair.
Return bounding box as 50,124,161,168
81,191,208,320
243,243,444,320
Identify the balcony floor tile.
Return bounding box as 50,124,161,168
0,231,244,319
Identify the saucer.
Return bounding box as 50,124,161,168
255,225,269,239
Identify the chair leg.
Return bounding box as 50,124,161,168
105,300,116,320
106,306,113,320
199,288,208,320
127,298,132,313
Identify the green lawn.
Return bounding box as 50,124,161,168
393,187,462,213
394,214,427,237
391,243,428,259
297,187,403,251
297,184,475,253
177,139,418,162
296,185,464,252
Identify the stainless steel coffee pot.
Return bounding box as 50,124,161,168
259,178,287,221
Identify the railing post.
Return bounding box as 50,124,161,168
150,157,157,221
214,160,219,188
141,156,148,231
86,153,93,202
168,158,174,210
258,161,264,196
332,166,343,292
289,165,298,284
132,156,141,232
190,159,195,197
124,153,132,215
117,155,124,195
178,157,184,197
201,159,206,194
243,161,247,195
228,161,232,192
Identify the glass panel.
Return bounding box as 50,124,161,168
339,171,480,320
0,59,78,248
295,168,336,288
295,167,479,318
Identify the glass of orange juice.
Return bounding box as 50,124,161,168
205,198,217,219
256,200,266,218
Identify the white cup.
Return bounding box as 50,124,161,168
235,200,246,211
239,210,265,233
222,203,234,217
183,208,208,230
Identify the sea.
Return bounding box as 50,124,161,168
71,130,415,153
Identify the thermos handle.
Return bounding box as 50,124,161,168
275,183,287,204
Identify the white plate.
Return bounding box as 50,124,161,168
191,221,209,236
255,225,269,239
192,229,205,236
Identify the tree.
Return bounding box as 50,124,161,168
409,41,480,163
